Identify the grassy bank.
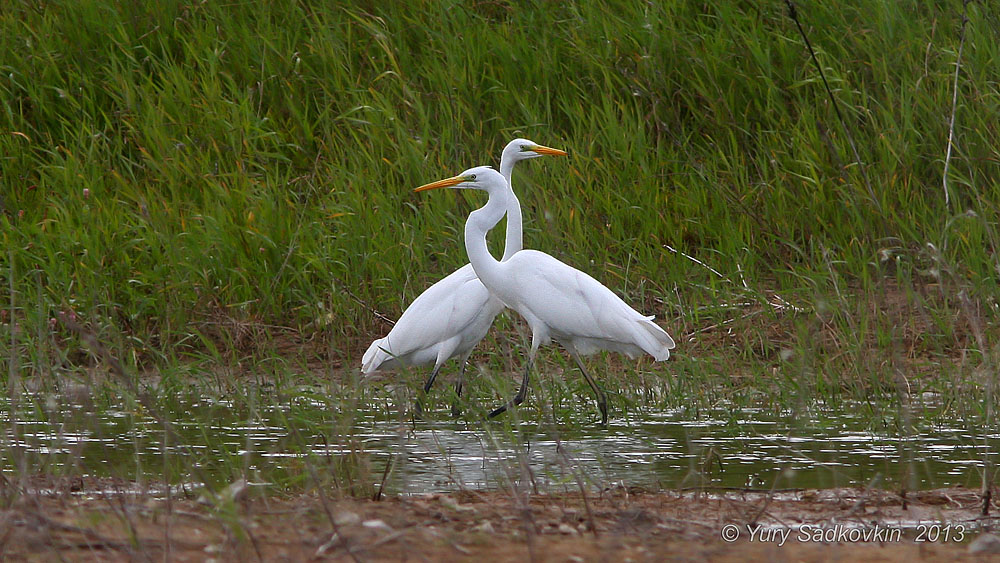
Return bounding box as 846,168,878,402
1,0,998,397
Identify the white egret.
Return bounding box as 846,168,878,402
415,167,675,425
361,140,567,413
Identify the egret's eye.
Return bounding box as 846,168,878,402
520,145,531,152
469,174,477,181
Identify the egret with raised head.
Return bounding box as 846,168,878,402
362,140,567,414
415,166,675,425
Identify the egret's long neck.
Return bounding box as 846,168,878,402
501,189,522,263
498,158,522,261
464,189,508,292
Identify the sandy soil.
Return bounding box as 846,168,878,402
2,479,998,561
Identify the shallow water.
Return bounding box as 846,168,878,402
0,389,993,495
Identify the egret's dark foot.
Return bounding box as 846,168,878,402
451,379,464,417
490,359,532,420
488,391,526,419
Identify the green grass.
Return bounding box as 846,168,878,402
1,0,999,497
2,0,997,369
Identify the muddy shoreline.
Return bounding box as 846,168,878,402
2,480,995,561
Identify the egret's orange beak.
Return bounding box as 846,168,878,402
414,175,465,192
530,144,567,157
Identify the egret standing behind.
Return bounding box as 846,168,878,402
362,140,567,414
415,166,675,425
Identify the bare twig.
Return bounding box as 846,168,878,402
344,287,396,326
555,441,599,537
844,474,883,518
372,455,394,501
785,0,881,215
285,422,363,563
958,290,994,516
663,245,806,338
663,245,724,279
943,1,972,208
684,296,805,339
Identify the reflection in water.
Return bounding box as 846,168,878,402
0,390,991,495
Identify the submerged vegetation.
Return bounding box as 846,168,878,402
1,0,999,502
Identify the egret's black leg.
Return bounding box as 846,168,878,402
423,364,443,394
416,364,444,417
451,360,467,418
569,349,608,426
489,357,533,419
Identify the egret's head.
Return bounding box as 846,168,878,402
502,138,567,164
414,166,506,194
